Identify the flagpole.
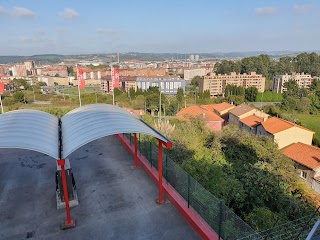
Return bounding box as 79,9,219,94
0,77,4,114
111,66,115,105
0,95,4,114
76,64,82,107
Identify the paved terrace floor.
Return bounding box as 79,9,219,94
0,136,200,240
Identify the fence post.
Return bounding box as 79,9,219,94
218,201,224,240
165,155,168,183
149,141,153,168
187,173,191,208
138,134,141,155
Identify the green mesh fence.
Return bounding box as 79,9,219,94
124,133,256,239
123,133,318,239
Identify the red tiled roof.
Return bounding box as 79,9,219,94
201,102,234,113
240,115,264,128
212,102,235,113
228,104,255,117
176,106,223,122
261,117,315,134
200,104,215,112
282,142,320,170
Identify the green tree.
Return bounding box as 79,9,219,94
13,91,25,102
245,87,258,102
129,87,136,99
245,207,281,231
176,87,184,104
131,95,145,110
12,78,30,90
199,90,210,99
148,105,158,117
227,95,245,105
191,76,202,87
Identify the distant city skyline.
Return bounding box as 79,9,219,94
0,0,319,55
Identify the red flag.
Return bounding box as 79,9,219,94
113,68,119,88
77,68,85,90
0,81,4,94
111,68,119,89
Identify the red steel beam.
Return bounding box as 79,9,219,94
116,134,218,240
57,159,75,229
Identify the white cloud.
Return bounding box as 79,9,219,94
59,8,80,19
96,28,124,34
293,4,313,15
0,6,6,15
12,7,35,18
254,7,278,16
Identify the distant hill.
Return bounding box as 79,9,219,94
1,51,320,64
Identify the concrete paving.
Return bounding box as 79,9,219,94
0,136,200,240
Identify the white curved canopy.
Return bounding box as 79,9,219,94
0,104,171,160
61,104,171,158
0,109,59,159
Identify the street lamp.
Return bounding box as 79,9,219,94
31,80,35,102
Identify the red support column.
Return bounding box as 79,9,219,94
57,159,75,229
134,133,139,168
157,140,164,204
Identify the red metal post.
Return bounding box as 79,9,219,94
134,133,139,168
157,140,164,204
57,159,75,228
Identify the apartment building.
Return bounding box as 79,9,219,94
273,73,312,93
24,60,35,71
184,68,212,81
136,76,185,95
42,66,68,77
119,68,166,77
101,76,137,93
12,64,27,77
200,72,265,97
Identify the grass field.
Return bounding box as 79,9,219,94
59,86,100,95
283,113,320,138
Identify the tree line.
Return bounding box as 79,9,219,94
164,118,317,232
215,52,320,80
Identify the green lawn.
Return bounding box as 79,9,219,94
60,86,100,95
283,113,320,138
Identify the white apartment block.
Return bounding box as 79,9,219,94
184,68,212,81
199,72,265,97
273,73,312,93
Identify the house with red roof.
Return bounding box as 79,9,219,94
201,102,235,123
282,142,320,193
228,104,269,125
257,117,315,149
176,105,224,131
239,115,264,134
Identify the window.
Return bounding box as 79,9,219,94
301,171,307,179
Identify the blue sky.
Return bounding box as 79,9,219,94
0,0,319,55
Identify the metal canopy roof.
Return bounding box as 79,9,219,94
0,109,59,159
0,104,171,160
61,104,171,158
